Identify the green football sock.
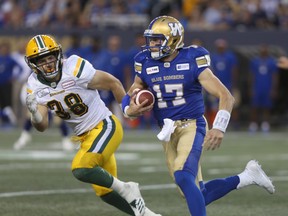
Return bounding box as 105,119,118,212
72,167,113,187
101,191,134,215
73,168,134,215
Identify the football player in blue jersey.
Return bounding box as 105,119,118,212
121,16,275,216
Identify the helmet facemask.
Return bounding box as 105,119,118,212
143,32,172,60
26,47,63,81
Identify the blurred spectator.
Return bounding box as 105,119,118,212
64,34,85,58
249,44,278,132
202,1,227,30
210,39,240,129
191,38,204,47
81,36,106,70
110,0,128,14
11,40,31,83
81,0,113,27
63,0,86,28
10,39,32,125
23,0,44,28
99,35,127,122
211,39,238,96
128,0,150,14
0,40,20,128
0,0,24,29
125,33,145,88
124,33,144,129
186,3,209,30
0,0,287,30
149,0,182,20
250,0,271,29
41,0,67,28
182,0,200,18
231,6,254,31
278,2,288,29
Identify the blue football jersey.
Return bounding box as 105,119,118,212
134,46,211,126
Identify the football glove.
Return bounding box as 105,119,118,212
26,94,38,114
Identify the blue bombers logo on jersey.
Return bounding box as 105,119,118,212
146,66,159,74
176,63,190,71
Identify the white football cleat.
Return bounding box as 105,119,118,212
13,131,32,150
237,160,275,194
122,182,145,216
62,137,75,151
144,207,162,216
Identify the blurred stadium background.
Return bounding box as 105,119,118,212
0,0,288,215
1,0,288,129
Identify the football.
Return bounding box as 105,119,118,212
134,89,155,107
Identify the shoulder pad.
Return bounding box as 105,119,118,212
134,50,150,63
66,54,80,65
134,50,150,74
187,45,210,57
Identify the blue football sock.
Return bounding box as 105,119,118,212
59,121,69,137
202,176,240,205
23,119,32,131
174,170,206,216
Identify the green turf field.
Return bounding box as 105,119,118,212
0,128,287,216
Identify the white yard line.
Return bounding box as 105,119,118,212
0,184,176,198
0,176,287,199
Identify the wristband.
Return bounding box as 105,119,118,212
31,110,43,123
119,103,129,118
121,94,131,116
212,110,231,133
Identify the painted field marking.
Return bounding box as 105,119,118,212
0,184,176,198
0,176,287,199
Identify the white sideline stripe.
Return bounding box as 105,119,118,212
0,184,176,198
1,175,288,199
2,148,288,162
0,188,92,198
0,151,139,161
